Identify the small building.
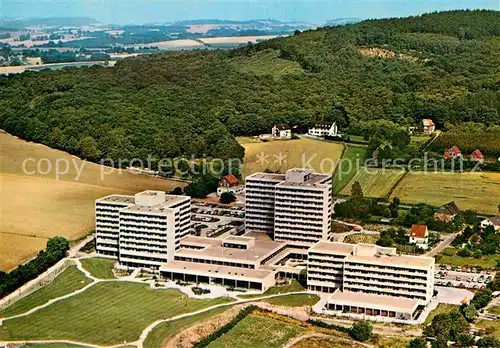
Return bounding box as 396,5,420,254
308,121,338,138
272,123,291,139
470,149,484,162
217,174,244,196
422,119,435,134
434,201,460,222
443,146,462,159
480,216,500,231
409,224,429,250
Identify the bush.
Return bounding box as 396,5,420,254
407,337,427,348
220,191,237,204
192,287,211,295
349,320,373,342
306,319,351,334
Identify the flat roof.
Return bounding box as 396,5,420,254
160,260,274,281
176,233,285,264
97,194,135,204
309,242,355,255
119,195,189,215
345,254,434,269
327,290,419,312
277,173,331,188
246,173,286,182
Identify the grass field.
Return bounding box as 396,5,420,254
80,258,116,279
0,132,182,271
488,306,500,315
333,145,368,193
229,49,303,78
391,171,500,214
476,320,500,339
0,266,92,318
0,282,233,345
340,168,406,198
436,247,500,269
206,313,306,348
239,280,305,299
144,306,230,348
293,336,366,348
241,138,344,176
263,294,320,307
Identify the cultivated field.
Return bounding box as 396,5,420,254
332,145,368,193
241,138,344,176
229,49,303,78
340,168,406,198
199,35,279,45
0,282,233,345
206,313,305,348
391,171,500,214
0,132,182,271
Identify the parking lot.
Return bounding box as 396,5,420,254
191,203,244,238
435,265,495,290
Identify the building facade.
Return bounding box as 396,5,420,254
307,242,435,306
272,123,292,139
95,190,191,269
308,121,338,138
245,169,332,244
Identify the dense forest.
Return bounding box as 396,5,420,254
0,10,499,165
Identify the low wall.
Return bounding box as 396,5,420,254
0,258,74,310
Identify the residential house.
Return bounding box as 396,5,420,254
408,224,429,250
217,174,244,196
480,216,500,231
470,149,484,162
308,121,338,138
272,123,291,139
434,202,460,222
422,119,435,134
443,146,462,159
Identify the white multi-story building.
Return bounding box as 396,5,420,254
95,195,135,257
245,168,332,244
308,121,338,138
307,242,435,320
95,190,191,269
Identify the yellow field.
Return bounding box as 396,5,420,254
340,169,406,198
391,171,500,214
0,132,182,271
241,138,344,176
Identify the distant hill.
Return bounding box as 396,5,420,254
325,18,362,26
0,10,499,165
0,17,98,28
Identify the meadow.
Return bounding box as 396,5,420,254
340,168,406,198
229,49,304,78
206,313,306,348
0,282,233,345
391,171,500,214
332,145,368,193
0,266,92,318
241,138,344,176
0,132,182,271
80,258,116,279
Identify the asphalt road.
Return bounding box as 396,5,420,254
425,233,457,257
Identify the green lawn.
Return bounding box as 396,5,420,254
488,306,500,315
80,257,116,279
476,320,500,339
206,313,306,348
0,266,92,318
340,168,406,198
437,247,500,269
263,294,320,307
423,304,458,326
144,306,230,348
0,282,233,345
333,145,368,193
238,279,305,299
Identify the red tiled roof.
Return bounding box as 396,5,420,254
471,149,484,159
221,174,239,185
409,224,428,238
422,119,434,126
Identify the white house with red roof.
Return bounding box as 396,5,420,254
217,174,244,196
408,224,429,250
470,149,484,162
443,146,462,159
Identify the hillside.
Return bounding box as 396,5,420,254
0,10,499,166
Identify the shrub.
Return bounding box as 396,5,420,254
349,320,373,342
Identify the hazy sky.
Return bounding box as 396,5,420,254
1,0,499,25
